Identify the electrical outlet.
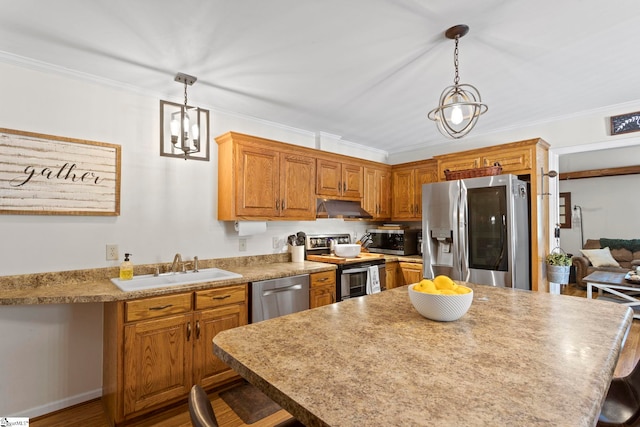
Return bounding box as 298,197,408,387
239,238,247,252
272,237,279,249
106,244,119,261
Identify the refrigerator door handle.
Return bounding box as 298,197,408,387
459,185,469,282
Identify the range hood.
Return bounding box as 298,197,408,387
316,199,373,219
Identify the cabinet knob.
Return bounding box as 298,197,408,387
195,320,201,339
275,199,280,210
281,199,285,210
186,321,192,341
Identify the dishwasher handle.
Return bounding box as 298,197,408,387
262,284,303,296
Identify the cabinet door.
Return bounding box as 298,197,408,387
310,284,336,308
310,271,336,308
341,162,363,199
123,313,193,415
193,304,247,389
482,147,531,175
316,158,342,197
363,167,378,217
400,262,423,286
280,153,316,219
385,261,399,289
236,143,280,217
415,163,437,218
378,168,392,219
392,168,415,220
438,156,481,181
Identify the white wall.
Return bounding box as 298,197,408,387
0,61,376,417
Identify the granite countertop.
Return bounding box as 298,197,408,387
214,284,633,427
383,254,423,263
0,254,336,305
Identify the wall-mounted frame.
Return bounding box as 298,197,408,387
558,192,571,229
610,111,640,135
0,128,121,216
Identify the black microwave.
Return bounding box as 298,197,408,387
366,229,419,256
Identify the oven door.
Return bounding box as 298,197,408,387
340,264,386,300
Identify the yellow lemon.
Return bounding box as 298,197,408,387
440,289,457,295
455,285,472,294
433,275,455,290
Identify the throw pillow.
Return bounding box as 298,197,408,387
581,247,621,268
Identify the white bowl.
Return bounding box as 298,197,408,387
334,244,361,258
408,283,473,322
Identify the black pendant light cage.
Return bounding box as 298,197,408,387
428,25,488,139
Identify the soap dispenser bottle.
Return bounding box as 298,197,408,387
119,253,133,280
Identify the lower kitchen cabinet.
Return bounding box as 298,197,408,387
310,270,336,308
103,284,248,426
385,261,401,289
399,262,423,286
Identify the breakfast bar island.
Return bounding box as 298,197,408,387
214,284,633,427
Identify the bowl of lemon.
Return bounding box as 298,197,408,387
408,275,473,321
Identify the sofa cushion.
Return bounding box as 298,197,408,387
581,247,621,268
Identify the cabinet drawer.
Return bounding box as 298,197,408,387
195,284,246,310
125,293,192,322
310,270,336,288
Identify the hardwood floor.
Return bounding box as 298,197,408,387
30,381,295,427
30,284,640,426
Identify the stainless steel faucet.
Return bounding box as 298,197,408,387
171,253,183,273
193,256,199,272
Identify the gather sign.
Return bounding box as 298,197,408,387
0,128,121,215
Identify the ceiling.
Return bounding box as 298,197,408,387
2,0,640,155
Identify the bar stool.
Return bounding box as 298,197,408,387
598,360,640,426
188,384,305,427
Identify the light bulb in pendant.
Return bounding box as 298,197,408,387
450,105,463,125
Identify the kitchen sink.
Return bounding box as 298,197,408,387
111,268,243,292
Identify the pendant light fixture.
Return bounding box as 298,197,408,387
428,25,488,139
160,72,210,161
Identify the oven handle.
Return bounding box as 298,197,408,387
262,284,303,296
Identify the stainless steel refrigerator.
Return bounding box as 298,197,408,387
422,174,530,290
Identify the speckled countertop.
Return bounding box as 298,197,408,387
214,284,633,427
0,254,336,305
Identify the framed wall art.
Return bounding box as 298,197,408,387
610,111,640,135
0,128,121,216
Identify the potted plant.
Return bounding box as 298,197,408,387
546,250,572,284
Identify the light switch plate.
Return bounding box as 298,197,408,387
239,238,247,251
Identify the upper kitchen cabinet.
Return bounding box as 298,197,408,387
316,157,363,200
363,165,391,220
216,132,316,221
437,145,533,181
391,160,438,221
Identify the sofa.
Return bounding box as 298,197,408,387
572,238,640,289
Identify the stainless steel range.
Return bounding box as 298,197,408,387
305,233,386,301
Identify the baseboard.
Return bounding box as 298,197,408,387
11,388,103,418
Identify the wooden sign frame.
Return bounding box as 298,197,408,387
0,128,121,216
610,111,640,135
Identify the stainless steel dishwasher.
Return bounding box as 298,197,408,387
251,274,310,323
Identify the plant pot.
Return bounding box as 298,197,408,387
547,264,570,284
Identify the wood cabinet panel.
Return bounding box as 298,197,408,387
105,284,249,423
236,143,280,217
125,293,192,322
280,153,316,219
195,285,246,310
400,262,423,286
123,313,193,414
385,261,400,289
194,304,247,389
316,158,363,200
392,160,437,221
437,156,481,181
364,166,392,220
482,148,531,174
310,270,336,308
